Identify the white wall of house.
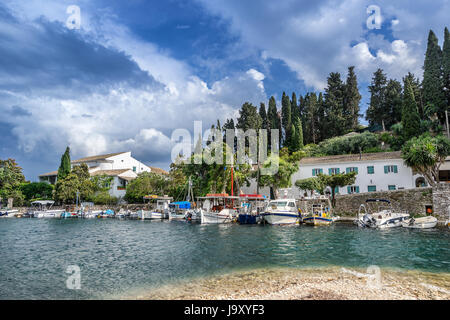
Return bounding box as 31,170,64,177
74,152,151,174
241,157,425,199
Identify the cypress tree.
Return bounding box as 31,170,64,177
402,78,422,141
289,116,304,152
385,79,404,127
343,66,361,131
259,103,268,130
323,72,345,138
423,30,446,123
281,92,292,146
443,27,450,109
366,69,388,130
57,147,71,181
267,96,281,149
291,92,299,121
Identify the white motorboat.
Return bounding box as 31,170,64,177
168,201,191,220
29,201,64,218
197,194,239,224
355,199,409,229
0,209,19,217
185,209,201,221
261,199,301,225
138,196,172,220
401,216,438,229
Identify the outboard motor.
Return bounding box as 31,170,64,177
362,214,377,228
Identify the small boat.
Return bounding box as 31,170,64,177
61,211,78,219
29,201,64,218
303,205,333,226
0,209,19,217
198,194,239,224
355,199,409,229
97,209,114,218
238,194,267,225
137,195,172,220
261,199,301,225
168,201,191,220
401,216,437,229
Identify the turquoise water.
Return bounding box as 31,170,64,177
0,219,449,299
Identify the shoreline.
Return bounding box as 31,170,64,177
125,266,450,300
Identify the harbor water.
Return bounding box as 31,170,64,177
0,219,449,299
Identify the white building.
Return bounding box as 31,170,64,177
242,151,428,198
39,151,168,198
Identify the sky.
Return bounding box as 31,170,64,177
0,0,449,181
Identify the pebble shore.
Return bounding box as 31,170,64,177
130,267,450,300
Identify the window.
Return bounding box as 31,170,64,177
288,202,296,207
384,165,398,174
368,185,377,192
312,168,323,176
133,166,136,172
347,186,360,194
346,167,358,174
329,168,340,175
388,185,396,191
367,166,375,174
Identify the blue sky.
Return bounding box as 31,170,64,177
0,0,448,180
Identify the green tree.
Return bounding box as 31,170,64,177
267,96,281,149
0,159,26,206
289,116,304,153
236,102,262,131
125,172,169,203
323,72,345,138
57,147,71,181
318,172,357,207
343,66,361,131
295,177,325,197
259,103,269,130
366,69,388,130
54,164,94,204
281,92,292,146
385,79,404,127
402,78,422,141
443,27,450,110
402,134,450,186
423,30,446,124
259,149,304,199
20,182,54,201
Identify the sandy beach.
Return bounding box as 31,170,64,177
129,267,450,300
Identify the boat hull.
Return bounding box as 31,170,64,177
262,213,299,225
35,210,64,218
401,217,437,229
137,210,167,220
200,210,235,224
303,216,332,226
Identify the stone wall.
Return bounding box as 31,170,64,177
432,183,450,219
332,187,434,217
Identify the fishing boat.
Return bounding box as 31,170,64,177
29,201,64,218
137,195,172,220
261,199,301,225
401,216,437,229
168,201,191,220
97,209,115,218
238,194,267,224
78,202,102,218
355,199,409,229
198,194,240,224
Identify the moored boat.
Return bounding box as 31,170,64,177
198,194,239,224
29,201,64,218
261,199,300,225
237,194,267,225
302,196,334,226
168,201,191,220
355,199,409,229
401,216,437,229
137,195,172,220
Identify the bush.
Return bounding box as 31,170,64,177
92,192,118,205
312,132,380,156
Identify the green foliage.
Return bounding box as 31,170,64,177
444,27,450,107
54,164,94,204
92,192,118,205
311,132,379,156
343,66,362,131
281,92,292,146
423,30,446,124
295,177,325,196
317,171,357,207
20,182,54,201
90,175,114,193
236,102,262,132
401,78,422,141
57,147,71,181
402,134,450,186
125,172,169,203
0,158,26,207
